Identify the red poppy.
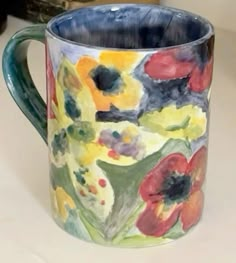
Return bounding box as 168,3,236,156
136,146,206,237
144,50,213,93
46,46,57,119
144,50,194,80
189,58,213,92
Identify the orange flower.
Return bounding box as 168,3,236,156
76,51,143,111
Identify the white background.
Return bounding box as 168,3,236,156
161,0,236,32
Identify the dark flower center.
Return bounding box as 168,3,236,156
161,174,191,204
74,167,88,185
64,93,81,121
51,129,68,156
91,65,121,93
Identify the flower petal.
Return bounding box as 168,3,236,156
54,187,76,221
136,202,181,237
139,153,188,202
99,51,140,72
189,58,213,92
187,146,207,191
144,50,194,80
76,56,143,111
180,190,204,231
109,74,143,110
139,105,207,141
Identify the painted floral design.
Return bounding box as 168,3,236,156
136,146,206,236
51,186,76,221
46,37,213,247
139,105,207,140
189,58,213,92
144,47,213,93
134,44,213,113
144,49,194,80
98,128,145,160
75,51,143,112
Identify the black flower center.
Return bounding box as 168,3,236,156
161,174,191,204
91,65,121,93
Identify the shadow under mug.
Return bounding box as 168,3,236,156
2,4,214,247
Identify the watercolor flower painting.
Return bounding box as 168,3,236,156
136,146,206,236
46,35,213,247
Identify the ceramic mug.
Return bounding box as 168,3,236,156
2,4,214,247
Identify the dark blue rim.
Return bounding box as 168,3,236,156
46,3,214,51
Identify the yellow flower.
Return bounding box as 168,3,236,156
75,51,143,111
51,187,76,221
69,140,103,166
139,105,207,140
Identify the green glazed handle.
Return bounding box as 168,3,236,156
2,24,47,143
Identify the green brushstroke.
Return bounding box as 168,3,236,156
50,164,103,238
166,116,191,131
117,235,168,247
51,139,191,243
97,139,191,240
64,208,91,241
164,219,185,239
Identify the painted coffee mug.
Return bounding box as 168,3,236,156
2,4,214,247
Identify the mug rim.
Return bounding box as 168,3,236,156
46,3,214,51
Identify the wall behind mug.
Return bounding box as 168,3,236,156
161,0,236,32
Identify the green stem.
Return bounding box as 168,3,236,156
78,210,107,244
112,200,145,245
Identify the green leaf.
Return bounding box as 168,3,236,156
79,210,106,245
164,219,185,239
97,139,192,240
117,235,169,248
112,200,145,245
50,164,80,207
166,116,191,131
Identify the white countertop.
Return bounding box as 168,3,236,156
0,16,236,263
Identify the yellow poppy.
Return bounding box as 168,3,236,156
139,105,207,140
75,51,143,111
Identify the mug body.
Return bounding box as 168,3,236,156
46,4,214,247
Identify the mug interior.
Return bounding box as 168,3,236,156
47,4,213,49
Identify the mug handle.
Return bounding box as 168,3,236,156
2,24,47,143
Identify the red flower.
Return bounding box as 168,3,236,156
144,50,194,80
144,50,213,93
46,45,57,119
189,58,213,92
136,146,207,237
